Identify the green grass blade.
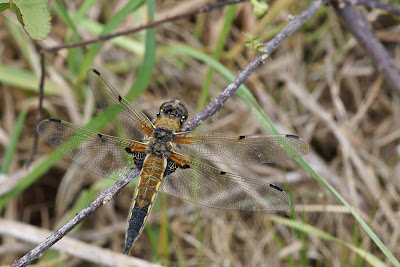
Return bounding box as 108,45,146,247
197,4,237,110
53,0,79,37
1,109,27,174
76,0,97,19
4,16,39,72
126,0,156,100
270,215,389,267
53,0,82,73
0,65,59,95
78,0,146,77
296,158,400,267
75,18,144,55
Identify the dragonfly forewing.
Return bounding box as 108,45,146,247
172,132,309,165
86,69,154,140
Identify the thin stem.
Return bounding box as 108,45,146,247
41,0,248,53
26,52,45,169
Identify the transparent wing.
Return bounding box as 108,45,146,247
172,132,309,165
37,119,146,180
162,153,291,211
86,68,154,140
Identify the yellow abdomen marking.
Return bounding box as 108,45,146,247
131,155,167,211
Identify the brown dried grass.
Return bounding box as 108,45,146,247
0,0,399,266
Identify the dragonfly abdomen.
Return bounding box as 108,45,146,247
123,155,167,254
124,200,153,254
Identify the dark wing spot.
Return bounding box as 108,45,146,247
220,171,227,175
286,134,299,139
270,184,283,191
118,95,122,102
93,69,100,75
125,147,133,154
98,133,103,138
238,135,246,140
49,118,61,123
181,164,190,169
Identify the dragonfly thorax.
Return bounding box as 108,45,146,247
152,127,174,142
146,128,173,158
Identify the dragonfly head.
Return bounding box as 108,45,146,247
157,100,188,125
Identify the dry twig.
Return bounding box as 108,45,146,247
333,3,400,92
343,0,400,16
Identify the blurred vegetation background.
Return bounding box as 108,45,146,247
0,0,399,266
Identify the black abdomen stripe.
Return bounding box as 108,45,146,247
123,200,153,254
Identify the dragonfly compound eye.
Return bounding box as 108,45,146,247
159,100,188,123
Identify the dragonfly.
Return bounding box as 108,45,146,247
37,68,309,255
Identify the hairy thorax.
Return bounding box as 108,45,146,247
146,116,181,158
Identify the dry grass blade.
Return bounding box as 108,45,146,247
0,219,164,267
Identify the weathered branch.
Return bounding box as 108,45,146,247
333,4,400,92
343,0,400,17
